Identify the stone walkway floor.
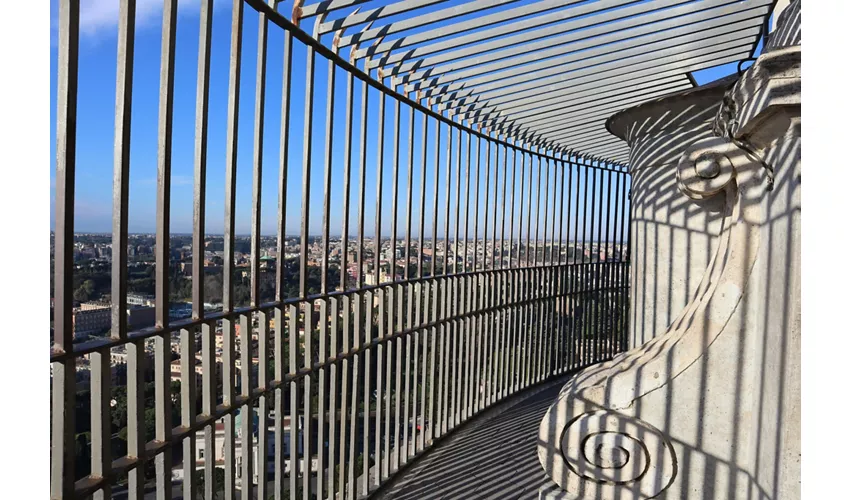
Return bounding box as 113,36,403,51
373,375,570,500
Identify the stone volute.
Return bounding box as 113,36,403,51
536,1,800,499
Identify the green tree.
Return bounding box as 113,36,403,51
194,467,226,499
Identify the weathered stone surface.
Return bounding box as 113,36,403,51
536,3,800,498
607,81,731,349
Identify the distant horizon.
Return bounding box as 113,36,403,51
55,230,627,243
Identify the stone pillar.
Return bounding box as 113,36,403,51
536,2,800,498
612,81,731,349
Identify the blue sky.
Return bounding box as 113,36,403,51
49,0,764,239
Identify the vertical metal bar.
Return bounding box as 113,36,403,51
222,2,243,498
550,156,567,375
550,154,559,376
390,98,403,475
393,297,403,471
274,26,293,500
154,0,178,497
91,348,112,500
514,146,526,392
347,295,359,498
488,139,499,404
317,31,339,500
288,304,299,500
619,172,630,353
356,76,369,291
374,290,385,482
372,84,387,485
470,135,482,413
390,100,401,284
534,151,543,269
506,143,518,394
320,45,337,298
497,141,508,398
554,155,564,373
492,141,502,399
383,301,393,470
524,149,534,389
555,156,565,374
523,147,532,389
402,101,416,465
544,150,553,379
275,27,292,302
240,314,253,500
317,301,328,499
127,339,145,500
546,152,555,376
258,312,270,500
355,75,370,499
579,160,589,366
415,106,428,456
298,15,319,500
608,171,621,360
570,162,580,370
431,119,441,278
375,91,386,284
328,307,339,500
300,37,316,299
417,106,428,283
542,154,552,380
335,44,354,499
302,304,314,500
340,66,354,295
111,0,135,343
596,167,607,360
381,288,390,482
583,160,594,365
428,118,441,444
104,2,135,497
200,326,214,500
189,0,212,495
532,150,543,383
334,297,345,500
480,138,491,406
566,161,576,370
525,152,534,267
362,291,374,494
592,165,602,364
346,296,359,499
588,166,598,364
450,125,461,429
51,2,79,498
414,109,428,456
440,121,454,433
461,132,472,420
437,275,447,436
181,327,198,500
251,10,269,499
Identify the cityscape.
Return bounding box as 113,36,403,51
53,231,627,339
51,230,628,496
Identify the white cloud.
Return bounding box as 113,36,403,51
52,0,212,40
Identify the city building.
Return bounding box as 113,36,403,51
71,302,110,340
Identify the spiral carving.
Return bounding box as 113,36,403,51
676,136,741,200
560,411,676,497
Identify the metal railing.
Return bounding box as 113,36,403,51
50,1,632,499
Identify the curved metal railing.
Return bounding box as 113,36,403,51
50,1,631,498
